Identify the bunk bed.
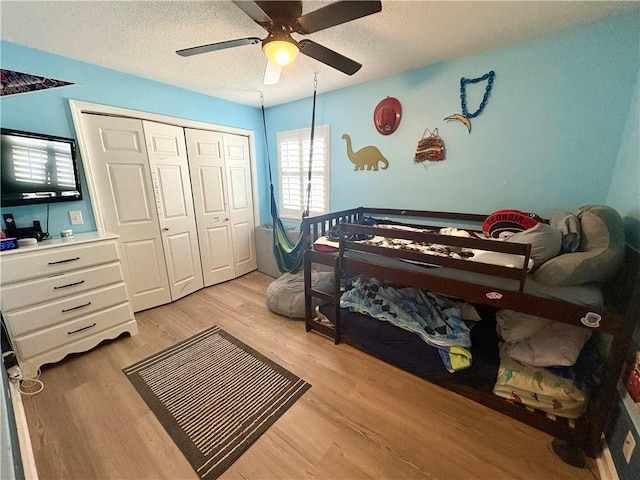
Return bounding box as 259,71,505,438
301,207,640,465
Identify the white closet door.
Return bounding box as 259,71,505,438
142,121,204,301
185,129,236,287
79,114,171,312
223,133,257,277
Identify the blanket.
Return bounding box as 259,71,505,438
339,276,479,372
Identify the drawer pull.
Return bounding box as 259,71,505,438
61,302,92,313
68,323,97,335
54,280,85,290
48,257,80,265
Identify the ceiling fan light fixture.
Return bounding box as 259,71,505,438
263,38,299,67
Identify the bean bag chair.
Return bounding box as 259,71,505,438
266,270,334,319
533,205,625,286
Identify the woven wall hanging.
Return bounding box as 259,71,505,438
414,128,445,168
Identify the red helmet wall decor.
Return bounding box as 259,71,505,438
373,97,402,135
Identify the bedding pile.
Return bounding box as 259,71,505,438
339,276,481,372
492,309,601,418
315,219,537,270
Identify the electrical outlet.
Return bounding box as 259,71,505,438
623,430,636,464
69,211,84,225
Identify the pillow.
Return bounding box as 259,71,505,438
482,209,545,239
507,321,592,367
493,343,587,419
469,250,534,271
549,210,581,253
496,309,552,342
533,205,625,286
506,223,562,269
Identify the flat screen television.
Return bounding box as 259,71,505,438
1,128,83,207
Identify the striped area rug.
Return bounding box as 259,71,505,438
124,325,311,480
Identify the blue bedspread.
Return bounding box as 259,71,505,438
340,276,475,372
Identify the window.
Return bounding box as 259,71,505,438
277,125,330,220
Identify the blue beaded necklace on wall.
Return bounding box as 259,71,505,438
445,70,495,133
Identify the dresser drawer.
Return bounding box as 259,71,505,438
1,241,119,284
4,284,129,337
13,303,133,361
0,263,125,311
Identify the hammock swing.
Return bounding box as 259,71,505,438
261,75,318,273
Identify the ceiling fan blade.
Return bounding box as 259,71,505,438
255,1,302,24
176,37,261,57
263,60,282,85
295,1,382,34
232,1,273,27
299,39,362,75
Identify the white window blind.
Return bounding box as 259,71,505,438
277,125,330,220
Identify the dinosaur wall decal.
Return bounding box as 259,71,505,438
342,134,389,171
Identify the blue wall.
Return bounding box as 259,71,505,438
265,11,639,224
608,68,640,250
0,41,267,236
2,12,638,233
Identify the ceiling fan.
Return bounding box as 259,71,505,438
176,1,382,85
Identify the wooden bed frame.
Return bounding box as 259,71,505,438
302,207,640,464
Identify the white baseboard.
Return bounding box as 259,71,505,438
596,436,619,480
8,381,38,480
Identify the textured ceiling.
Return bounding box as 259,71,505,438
1,1,638,107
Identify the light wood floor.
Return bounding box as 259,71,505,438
21,271,599,480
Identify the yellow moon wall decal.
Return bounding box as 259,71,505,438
444,114,472,133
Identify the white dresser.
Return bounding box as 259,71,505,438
0,232,138,378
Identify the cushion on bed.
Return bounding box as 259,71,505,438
506,223,562,269
468,250,534,271
493,343,587,419
497,309,592,367
496,309,552,342
507,321,592,367
533,204,625,286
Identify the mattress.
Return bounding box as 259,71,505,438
342,250,604,307
318,302,500,391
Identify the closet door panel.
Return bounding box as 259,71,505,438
165,231,201,285
205,227,234,271
143,121,204,301
156,165,189,218
229,168,248,210
80,114,171,312
200,166,226,213
232,221,252,264
107,164,154,224
122,239,170,298
223,133,257,277
185,129,235,286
